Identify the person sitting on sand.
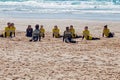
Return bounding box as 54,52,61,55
40,25,45,38
82,26,100,40
70,25,81,38
10,23,16,37
29,24,41,42
0,22,13,38
52,25,61,38
70,25,76,38
26,25,33,37
102,25,114,38
63,27,77,43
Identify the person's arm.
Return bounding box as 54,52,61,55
53,33,54,38
82,35,84,40
39,34,41,41
14,32,15,37
63,32,65,42
102,33,104,37
5,32,7,38
52,29,54,38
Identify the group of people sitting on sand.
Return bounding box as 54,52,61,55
0,22,16,38
0,22,114,43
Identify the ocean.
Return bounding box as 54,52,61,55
0,0,120,21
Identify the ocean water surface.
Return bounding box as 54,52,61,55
0,0,120,21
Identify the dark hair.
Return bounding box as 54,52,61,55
70,25,73,27
104,25,107,28
7,22,11,25
35,24,39,29
66,27,69,31
85,26,88,29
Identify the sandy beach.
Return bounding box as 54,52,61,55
0,18,120,80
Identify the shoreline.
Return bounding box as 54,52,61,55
1,12,120,21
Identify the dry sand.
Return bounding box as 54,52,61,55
0,18,120,80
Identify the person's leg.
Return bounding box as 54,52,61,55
10,32,12,38
43,34,45,38
65,38,69,43
33,36,39,42
39,35,41,41
92,37,100,40
0,34,4,37
74,34,82,38
14,32,15,37
69,37,77,43
108,32,114,38
5,32,7,38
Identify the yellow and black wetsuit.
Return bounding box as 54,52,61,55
52,28,60,38
4,27,12,37
11,26,16,37
82,30,92,40
40,28,45,38
70,28,76,38
103,28,110,37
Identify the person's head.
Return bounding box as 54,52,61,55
7,22,11,27
35,24,39,29
28,25,31,29
70,25,73,29
11,23,14,27
66,27,69,31
40,25,43,28
84,26,88,30
54,25,58,29
104,25,108,29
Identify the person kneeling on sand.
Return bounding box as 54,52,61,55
82,26,100,40
52,25,61,38
26,25,33,37
40,25,45,38
102,25,114,38
29,24,41,42
0,22,14,38
70,25,82,38
63,27,77,43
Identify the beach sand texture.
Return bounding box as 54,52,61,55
0,19,120,80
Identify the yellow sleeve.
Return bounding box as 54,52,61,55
5,27,8,32
43,29,45,33
58,29,60,33
40,28,45,33
52,29,54,33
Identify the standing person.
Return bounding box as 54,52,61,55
52,25,60,38
82,26,100,40
29,24,40,42
63,27,77,43
10,23,16,37
40,25,45,38
26,25,33,37
102,25,114,38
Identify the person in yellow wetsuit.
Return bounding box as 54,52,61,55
102,25,114,38
0,22,15,38
4,22,13,38
70,25,76,38
82,26,100,40
52,25,60,38
40,25,45,38
70,25,82,38
10,23,16,37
